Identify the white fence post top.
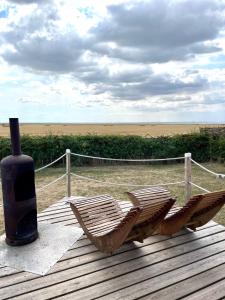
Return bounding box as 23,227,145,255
66,149,71,154
185,152,192,158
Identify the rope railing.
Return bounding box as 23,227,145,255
71,152,184,162
190,182,210,193
35,153,66,173
36,173,66,192
0,149,222,201
71,172,185,188
191,158,225,179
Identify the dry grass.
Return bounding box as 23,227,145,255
1,123,224,137
0,162,225,234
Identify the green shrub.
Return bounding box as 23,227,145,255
0,132,223,167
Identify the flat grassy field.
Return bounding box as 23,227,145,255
1,123,225,137
0,162,225,234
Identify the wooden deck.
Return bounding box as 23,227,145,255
1,198,225,300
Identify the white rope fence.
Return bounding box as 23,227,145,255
1,149,223,201
191,158,225,179
34,152,67,192
71,172,185,188
0,150,186,203
190,182,210,193
0,152,67,198
36,173,66,192
30,149,225,202
71,152,184,162
35,153,66,173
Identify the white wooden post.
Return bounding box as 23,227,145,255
185,152,192,203
66,149,71,198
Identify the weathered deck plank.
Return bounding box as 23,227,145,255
0,199,225,300
140,263,225,300
181,277,225,300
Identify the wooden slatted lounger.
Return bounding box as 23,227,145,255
69,195,141,253
186,190,225,231
154,190,225,235
126,186,176,242
69,189,175,253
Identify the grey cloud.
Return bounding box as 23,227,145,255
2,0,225,74
79,66,152,85
190,44,222,54
3,4,58,44
109,78,207,100
83,70,208,100
3,34,87,72
114,0,223,46
1,3,89,73
92,44,196,63
91,0,225,62
160,96,191,103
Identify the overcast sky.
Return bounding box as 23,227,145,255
0,0,225,123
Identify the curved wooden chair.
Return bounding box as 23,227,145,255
69,194,142,253
187,190,225,231
126,187,176,242
158,190,225,235
69,188,176,253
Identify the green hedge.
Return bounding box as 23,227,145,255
0,133,224,167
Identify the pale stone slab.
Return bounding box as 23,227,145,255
0,222,83,276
